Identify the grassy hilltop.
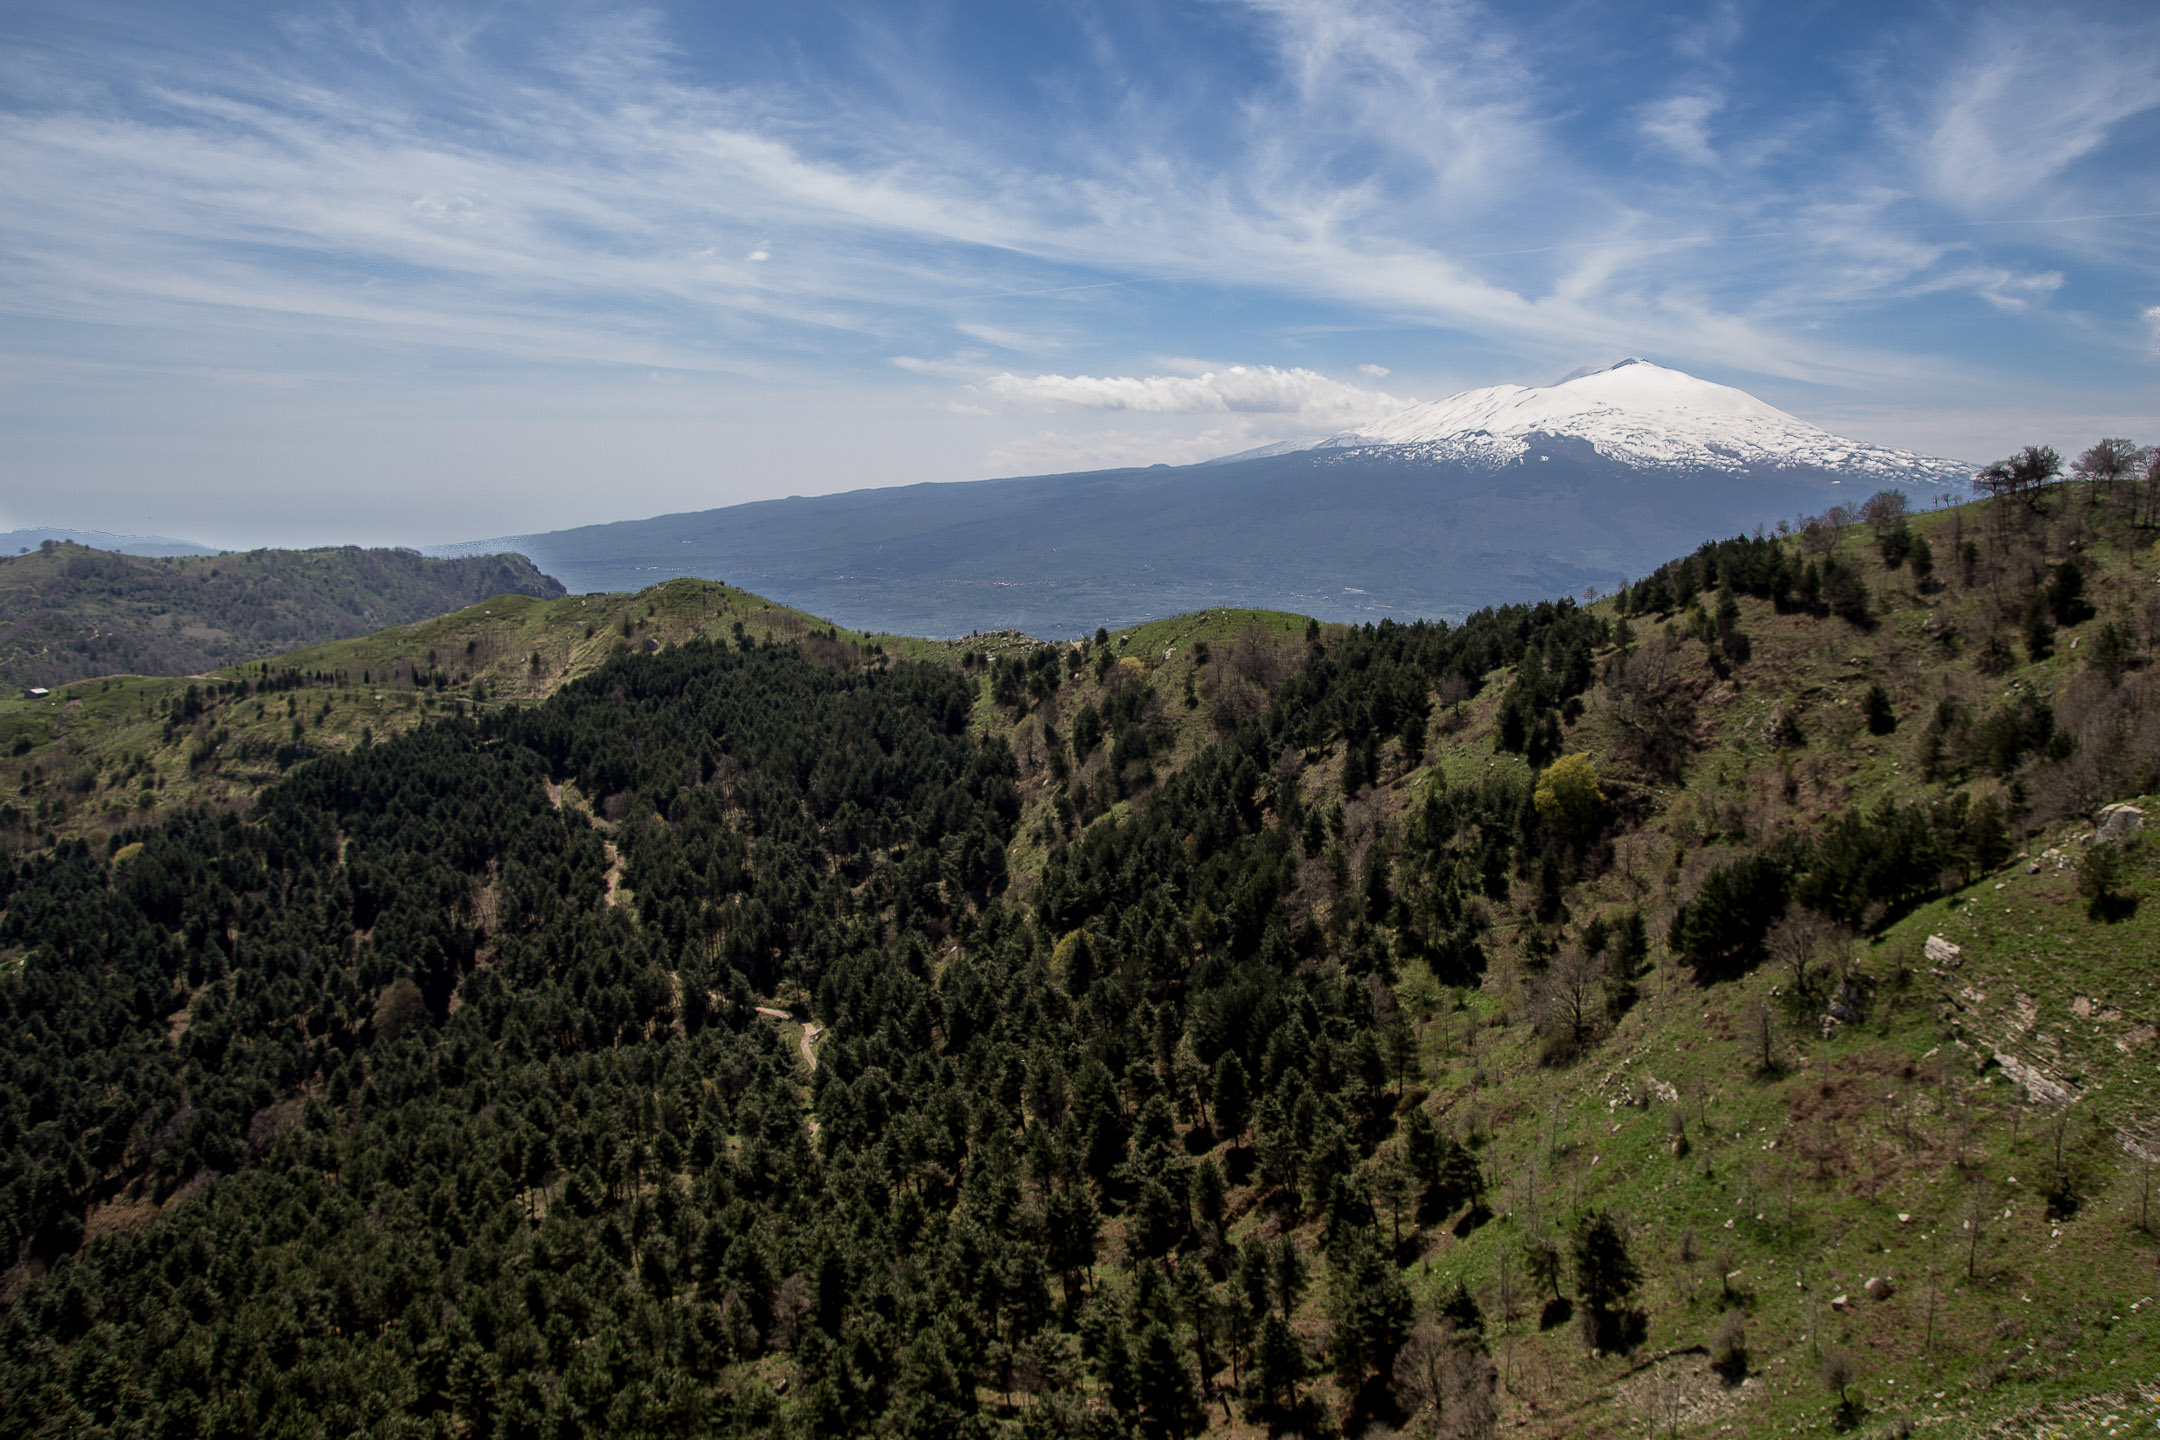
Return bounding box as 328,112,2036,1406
0,577,1000,851
0,483,2157,1438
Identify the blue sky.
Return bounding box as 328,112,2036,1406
2,0,2156,546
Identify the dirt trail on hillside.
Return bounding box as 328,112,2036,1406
601,842,622,907
752,1008,822,1073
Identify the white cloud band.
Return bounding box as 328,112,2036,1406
985,365,1408,428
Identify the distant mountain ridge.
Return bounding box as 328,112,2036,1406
2,527,219,558
426,361,1973,637
0,543,565,689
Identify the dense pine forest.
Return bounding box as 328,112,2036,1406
3,466,2160,1438
0,606,1578,1436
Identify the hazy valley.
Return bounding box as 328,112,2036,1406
423,363,1972,638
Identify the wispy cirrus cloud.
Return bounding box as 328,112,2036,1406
0,0,2155,544
1909,11,2160,218
5,2,2142,382
0,0,1909,391
1638,92,1723,166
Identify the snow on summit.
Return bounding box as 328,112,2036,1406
1320,359,1972,484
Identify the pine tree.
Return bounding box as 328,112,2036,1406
1327,1233,1415,1391
1572,1211,1643,1352
1136,1323,1204,1439
1210,1053,1250,1144
1252,1312,1306,1411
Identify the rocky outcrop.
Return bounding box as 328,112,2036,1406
2093,803,2145,845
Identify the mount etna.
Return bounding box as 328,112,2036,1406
429,361,1971,635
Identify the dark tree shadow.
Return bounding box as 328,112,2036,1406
1222,1144,1255,1187
1256,1394,1333,1438
2088,893,2139,924
1342,1370,1401,1438
1580,1305,1648,1355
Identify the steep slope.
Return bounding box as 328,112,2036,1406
0,542,566,690
2,483,2156,1440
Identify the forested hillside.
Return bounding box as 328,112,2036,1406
0,542,565,690
0,578,991,856
2,465,2159,1439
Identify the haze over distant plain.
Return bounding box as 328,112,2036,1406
2,0,2156,549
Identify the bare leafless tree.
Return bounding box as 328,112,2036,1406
1742,996,1779,1076
1393,1319,1499,1440
1441,1339,1499,1440
1860,488,1909,533
1820,1346,1858,1408
2072,437,2145,518
1764,909,1846,1002
1604,633,1696,779
1532,946,1605,1062
1964,1169,1995,1279
2130,1147,2158,1235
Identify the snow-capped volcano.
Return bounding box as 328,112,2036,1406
1316,359,1971,484
456,358,1979,636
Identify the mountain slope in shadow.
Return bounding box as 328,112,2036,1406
449,440,1920,636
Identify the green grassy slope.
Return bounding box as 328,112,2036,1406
956,493,2160,1437
0,540,566,690
1333,814,2160,1439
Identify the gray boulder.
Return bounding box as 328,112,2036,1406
2094,804,2145,845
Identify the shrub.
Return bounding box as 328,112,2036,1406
2077,839,2137,920
1533,754,1605,841
1712,1308,1748,1381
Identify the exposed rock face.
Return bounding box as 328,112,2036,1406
1993,1049,2076,1107
1822,974,1874,1034
2094,803,2145,845
1924,935,1962,967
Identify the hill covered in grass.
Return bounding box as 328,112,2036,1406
0,541,566,691
1,477,2158,1438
